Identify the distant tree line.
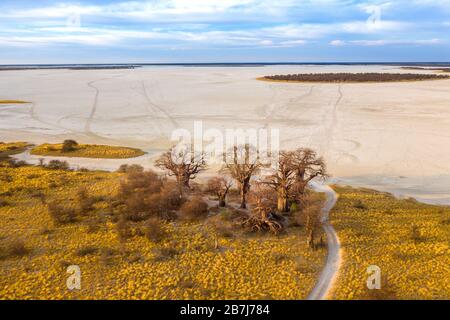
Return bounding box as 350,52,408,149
264,73,449,82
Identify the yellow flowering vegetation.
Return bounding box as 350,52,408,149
0,100,30,104
330,186,450,300
0,164,326,299
31,143,145,159
0,142,30,157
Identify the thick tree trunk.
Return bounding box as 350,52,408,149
219,195,226,207
240,188,247,209
277,187,289,212
239,180,250,209
176,177,184,196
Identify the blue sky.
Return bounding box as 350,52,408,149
1,0,449,63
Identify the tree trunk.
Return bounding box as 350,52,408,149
183,176,190,189
176,176,184,196
240,188,247,209
219,195,226,207
239,180,250,209
277,187,289,212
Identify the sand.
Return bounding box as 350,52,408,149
1,65,450,204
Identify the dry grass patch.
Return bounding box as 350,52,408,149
0,164,326,299
0,142,30,158
0,100,30,104
31,142,145,159
330,186,450,300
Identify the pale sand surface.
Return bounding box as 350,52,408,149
1,65,450,204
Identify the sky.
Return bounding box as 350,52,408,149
0,0,450,64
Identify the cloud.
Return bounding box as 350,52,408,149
0,0,448,53
330,40,346,46
329,38,444,46
0,0,297,21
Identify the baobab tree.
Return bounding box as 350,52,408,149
264,151,296,212
207,176,233,207
222,144,261,209
291,148,328,201
155,146,207,195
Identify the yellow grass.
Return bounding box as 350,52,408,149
0,142,30,157
31,143,145,159
330,186,450,300
0,100,30,104
0,165,326,299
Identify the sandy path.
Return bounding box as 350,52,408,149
307,182,340,300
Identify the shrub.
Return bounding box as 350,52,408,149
144,218,167,243
125,252,143,264
47,202,77,224
304,202,323,249
62,140,78,152
353,199,367,210
31,191,47,205
77,186,95,213
7,159,27,168
118,171,181,221
117,164,144,174
100,248,117,266
440,217,450,225
84,218,101,233
0,240,28,259
207,211,240,238
76,246,98,257
46,160,70,170
123,194,152,221
159,181,184,211
8,240,28,257
0,173,12,182
119,170,162,197
411,224,424,242
153,247,179,262
179,196,209,220
0,200,10,207
116,216,132,243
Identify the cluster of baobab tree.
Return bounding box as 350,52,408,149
155,144,328,242
155,144,328,213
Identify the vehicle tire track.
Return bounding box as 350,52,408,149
85,79,101,133
30,102,79,134
141,80,178,129
84,73,127,140
262,85,315,130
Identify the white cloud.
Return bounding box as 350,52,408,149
259,40,274,46
330,40,346,46
349,38,444,46
280,40,307,45
0,0,297,21
0,0,447,50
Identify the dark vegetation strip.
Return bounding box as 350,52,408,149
400,67,450,73
261,73,450,83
